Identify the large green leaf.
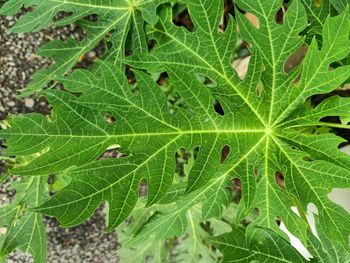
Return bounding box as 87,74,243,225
126,0,350,246
1,0,350,260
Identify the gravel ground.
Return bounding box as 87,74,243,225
0,8,118,263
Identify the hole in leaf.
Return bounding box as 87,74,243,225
232,56,250,80
214,99,225,116
195,73,217,88
192,146,200,160
157,72,169,86
126,67,136,85
244,12,260,29
53,11,73,22
160,72,190,112
328,188,350,213
106,41,113,50
219,0,235,32
221,145,230,163
175,147,193,177
227,178,241,203
275,6,285,25
279,220,313,260
275,171,285,189
97,145,124,160
239,207,260,227
104,113,116,124
284,45,308,73
173,6,194,31
47,174,55,185
306,203,319,237
275,216,281,226
84,14,99,22
147,39,157,52
200,221,213,235
73,40,106,69
139,179,147,197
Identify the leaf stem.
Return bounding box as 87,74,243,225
285,122,350,130
292,196,311,229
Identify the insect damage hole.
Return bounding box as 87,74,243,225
53,11,73,22
227,178,242,203
274,171,285,189
220,145,230,163
195,73,217,88
232,56,251,80
139,179,148,197
214,99,225,116
244,12,260,29
175,147,193,177
306,203,319,237
284,45,308,74
328,188,350,213
172,5,194,31
275,6,285,25
97,145,124,160
104,113,116,124
275,216,281,226
279,219,313,260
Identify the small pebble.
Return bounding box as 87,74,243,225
24,98,35,108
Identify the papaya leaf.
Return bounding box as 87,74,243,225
211,226,308,263
0,177,49,262
1,0,350,261
116,201,228,263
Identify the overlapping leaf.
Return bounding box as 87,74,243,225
301,0,336,35
1,60,263,230
116,201,227,263
1,0,350,261
0,177,48,263
0,0,166,95
212,227,308,263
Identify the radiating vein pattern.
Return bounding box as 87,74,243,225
1,0,350,262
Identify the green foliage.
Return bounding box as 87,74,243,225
212,226,308,262
116,201,230,262
0,0,166,96
0,177,48,263
1,0,350,262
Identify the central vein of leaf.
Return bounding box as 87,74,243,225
128,0,137,12
265,127,273,136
